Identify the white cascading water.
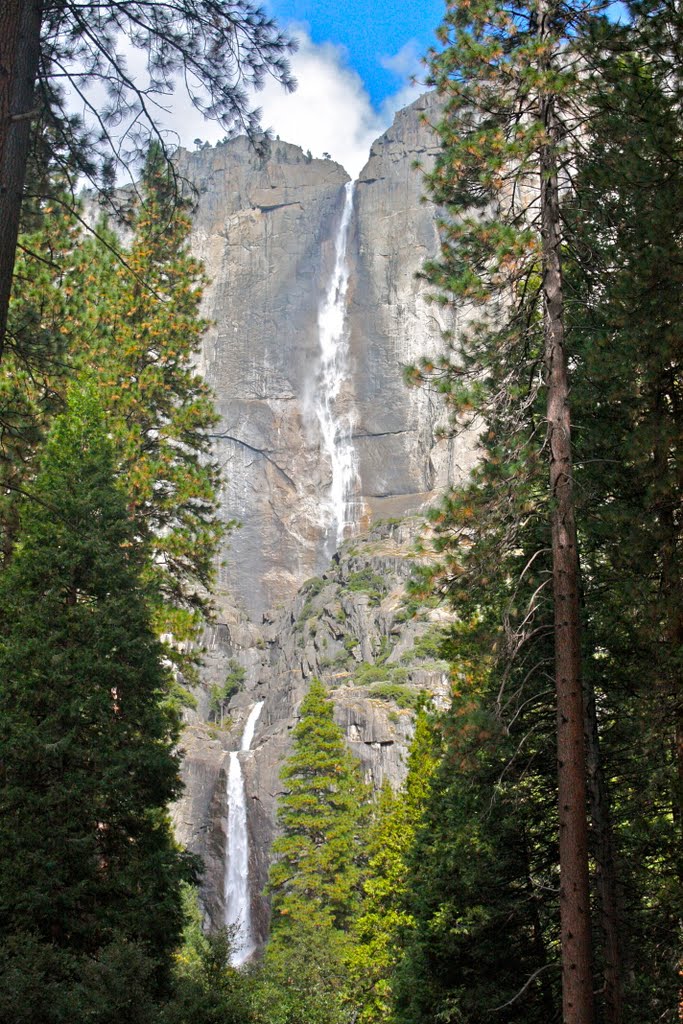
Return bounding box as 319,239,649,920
224,700,264,966
315,181,358,549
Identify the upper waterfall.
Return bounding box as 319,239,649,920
314,180,358,551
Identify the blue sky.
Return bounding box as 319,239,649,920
266,0,446,108
164,0,447,176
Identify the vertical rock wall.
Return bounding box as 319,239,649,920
175,93,475,623
171,95,478,946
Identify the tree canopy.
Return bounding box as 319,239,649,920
0,385,193,1019
0,0,296,354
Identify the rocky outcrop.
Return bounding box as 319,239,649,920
175,138,351,619
172,518,453,940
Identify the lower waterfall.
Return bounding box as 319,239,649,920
224,700,264,966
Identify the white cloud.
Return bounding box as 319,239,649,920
247,29,385,178
377,39,428,126
379,38,423,78
67,29,428,181
164,28,385,178
162,28,430,179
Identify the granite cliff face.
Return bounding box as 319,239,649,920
175,93,475,621
170,95,477,947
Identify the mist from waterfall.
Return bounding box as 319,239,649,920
224,700,264,966
315,181,358,550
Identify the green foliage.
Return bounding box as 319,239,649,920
0,386,192,1011
0,931,163,1024
393,599,425,625
394,627,561,1024
75,147,224,666
165,887,253,1024
297,576,328,623
348,715,439,1024
255,919,353,1024
208,660,246,722
400,628,447,664
563,14,683,1013
395,3,682,1018
367,682,419,710
1,188,87,561
26,2,295,202
319,649,353,673
393,0,639,1020
353,663,393,686
344,568,387,605
265,679,371,1024
269,679,370,933
3,150,225,684
302,576,326,598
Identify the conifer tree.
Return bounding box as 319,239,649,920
409,1,682,1018
269,678,369,933
77,146,225,664
393,616,561,1024
0,385,192,1012
0,0,296,355
565,9,683,1014
416,1,614,1016
348,712,438,1024
0,184,86,561
265,678,369,1024
2,148,225,676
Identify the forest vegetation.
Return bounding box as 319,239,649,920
0,0,680,1022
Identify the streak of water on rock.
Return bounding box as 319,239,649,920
315,180,358,550
224,700,264,966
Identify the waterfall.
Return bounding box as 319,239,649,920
315,181,358,550
224,700,264,966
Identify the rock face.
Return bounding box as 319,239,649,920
175,93,476,622
170,94,478,949
173,519,453,942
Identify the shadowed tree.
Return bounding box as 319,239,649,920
0,384,194,1015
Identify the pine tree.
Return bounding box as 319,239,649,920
0,385,193,1013
392,616,561,1024
2,148,225,677
348,712,438,1024
0,185,86,562
565,9,683,1015
263,679,368,1024
269,678,369,933
0,0,296,355
415,1,618,1016
76,146,225,664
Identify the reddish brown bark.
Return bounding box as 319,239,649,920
0,0,43,359
538,3,594,1020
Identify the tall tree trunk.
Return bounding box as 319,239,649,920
537,3,594,1021
0,0,43,359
